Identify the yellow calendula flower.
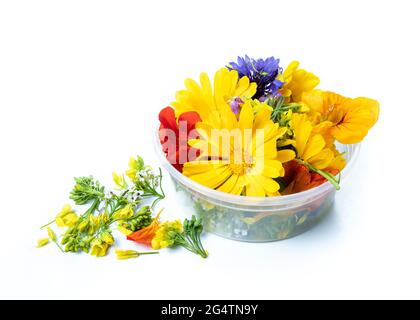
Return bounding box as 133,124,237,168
302,90,379,144
183,100,295,196
36,238,50,248
290,113,334,170
278,61,320,103
172,67,257,120
55,204,78,227
90,239,110,257
151,220,183,250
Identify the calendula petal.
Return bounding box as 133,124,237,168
277,149,296,163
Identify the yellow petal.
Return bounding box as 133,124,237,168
277,149,296,163
239,101,254,131
292,114,312,157
302,134,326,161
36,238,50,248
254,175,280,194
217,174,239,194
245,176,266,197
188,165,232,189
308,148,334,169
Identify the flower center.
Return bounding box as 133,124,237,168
229,153,254,175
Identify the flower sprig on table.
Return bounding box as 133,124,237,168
37,156,208,259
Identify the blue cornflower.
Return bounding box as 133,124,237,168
227,55,284,99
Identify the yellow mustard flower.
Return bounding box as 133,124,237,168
303,90,379,144
172,67,257,120
77,219,89,232
278,61,320,103
98,212,110,224
113,206,134,220
126,157,138,182
125,156,145,183
55,204,78,228
151,220,183,250
90,239,110,257
115,249,159,260
112,172,128,189
36,238,50,248
118,225,133,236
101,231,114,245
87,215,100,235
183,100,295,196
47,227,57,242
290,113,334,170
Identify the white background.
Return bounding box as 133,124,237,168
1,0,419,299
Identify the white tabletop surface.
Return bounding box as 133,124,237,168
1,0,419,299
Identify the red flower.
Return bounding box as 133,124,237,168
158,107,201,172
283,160,339,195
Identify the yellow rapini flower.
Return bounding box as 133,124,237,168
55,204,78,227
151,220,183,250
115,249,159,260
77,219,89,232
112,172,127,189
113,206,134,220
118,225,133,236
302,90,380,144
88,215,99,235
183,100,295,196
36,238,50,248
47,227,57,242
290,113,334,170
90,239,110,257
126,157,138,182
101,232,115,245
115,249,141,260
172,67,257,120
278,61,320,103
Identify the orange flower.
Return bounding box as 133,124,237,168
303,90,379,144
126,210,162,246
282,160,339,195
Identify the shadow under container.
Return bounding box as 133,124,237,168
154,128,359,242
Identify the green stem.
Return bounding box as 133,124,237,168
298,160,341,190
54,240,65,253
40,219,55,229
139,251,159,255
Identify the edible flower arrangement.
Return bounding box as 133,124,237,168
37,55,380,257
158,56,379,195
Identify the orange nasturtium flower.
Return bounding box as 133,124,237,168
282,160,340,195
303,90,379,144
126,210,162,246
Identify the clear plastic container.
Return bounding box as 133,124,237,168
153,126,360,242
